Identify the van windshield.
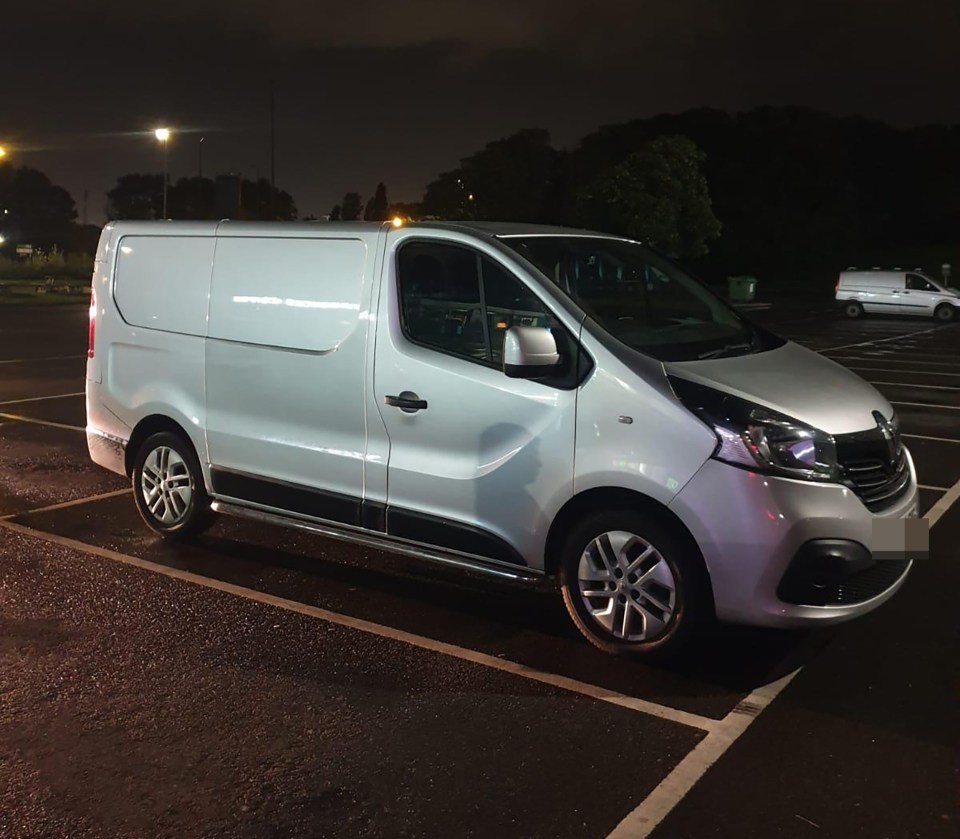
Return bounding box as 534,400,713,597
501,235,767,362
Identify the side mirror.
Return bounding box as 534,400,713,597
503,326,560,378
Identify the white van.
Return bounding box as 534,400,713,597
87,221,921,656
836,268,959,321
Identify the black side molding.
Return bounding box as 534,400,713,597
211,468,362,528
209,467,523,565
387,507,527,567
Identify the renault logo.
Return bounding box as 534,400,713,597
873,411,901,470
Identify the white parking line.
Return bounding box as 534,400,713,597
0,488,131,521
869,381,960,391
844,367,960,378
917,483,950,492
819,324,956,353
607,667,803,839
926,476,960,528
902,433,960,445
0,391,84,406
0,412,85,432
829,355,960,368
889,401,960,411
0,518,720,735
0,354,86,365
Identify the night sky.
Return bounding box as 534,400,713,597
4,0,957,223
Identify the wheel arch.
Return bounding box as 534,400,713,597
544,486,715,615
125,414,204,479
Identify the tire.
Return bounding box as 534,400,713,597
843,301,864,319
934,303,957,323
132,431,216,539
558,510,710,659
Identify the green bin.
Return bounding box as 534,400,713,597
728,275,758,303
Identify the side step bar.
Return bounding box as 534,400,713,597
210,500,544,584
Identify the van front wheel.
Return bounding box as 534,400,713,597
559,511,708,658
844,301,864,319
132,431,216,539
935,303,957,323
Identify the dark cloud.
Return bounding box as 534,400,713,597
3,0,957,222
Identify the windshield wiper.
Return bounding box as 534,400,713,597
697,341,754,360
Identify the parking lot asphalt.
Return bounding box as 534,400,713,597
1,302,957,838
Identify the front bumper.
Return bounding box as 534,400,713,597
669,450,919,627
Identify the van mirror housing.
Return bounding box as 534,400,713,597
503,326,560,378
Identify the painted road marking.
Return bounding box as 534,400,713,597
917,484,950,492
606,666,801,839
0,391,84,406
868,381,960,391
819,323,957,353
902,433,960,445
925,475,960,528
844,367,960,378
0,518,720,734
0,354,85,365
889,401,960,411
0,488,131,521
828,356,960,368
0,412,85,432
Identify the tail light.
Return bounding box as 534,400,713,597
87,288,96,359
835,278,840,293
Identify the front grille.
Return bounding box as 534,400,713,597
820,559,911,605
835,425,911,512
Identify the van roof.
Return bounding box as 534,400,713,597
104,219,619,240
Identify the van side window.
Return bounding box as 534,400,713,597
397,242,552,367
906,274,937,292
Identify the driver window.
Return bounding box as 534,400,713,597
397,242,554,368
906,274,936,292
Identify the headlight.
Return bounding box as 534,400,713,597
670,376,839,481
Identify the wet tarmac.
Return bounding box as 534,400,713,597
1,301,957,838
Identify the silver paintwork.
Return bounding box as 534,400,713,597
665,341,896,436
503,326,560,368
141,445,193,524
668,449,919,626
578,530,677,641
86,219,920,634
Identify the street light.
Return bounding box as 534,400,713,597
0,145,7,159
154,128,171,218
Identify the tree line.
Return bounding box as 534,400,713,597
3,106,959,286
414,109,960,283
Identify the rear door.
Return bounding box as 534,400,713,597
370,233,579,570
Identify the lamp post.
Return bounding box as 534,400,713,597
154,128,171,218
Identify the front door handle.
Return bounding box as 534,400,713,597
385,391,428,413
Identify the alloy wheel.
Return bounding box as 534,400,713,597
577,530,678,641
140,445,194,525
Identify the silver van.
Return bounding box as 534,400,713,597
87,221,920,656
836,268,959,321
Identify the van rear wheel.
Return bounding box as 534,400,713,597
844,301,864,319
559,510,708,659
935,303,957,323
132,431,216,539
